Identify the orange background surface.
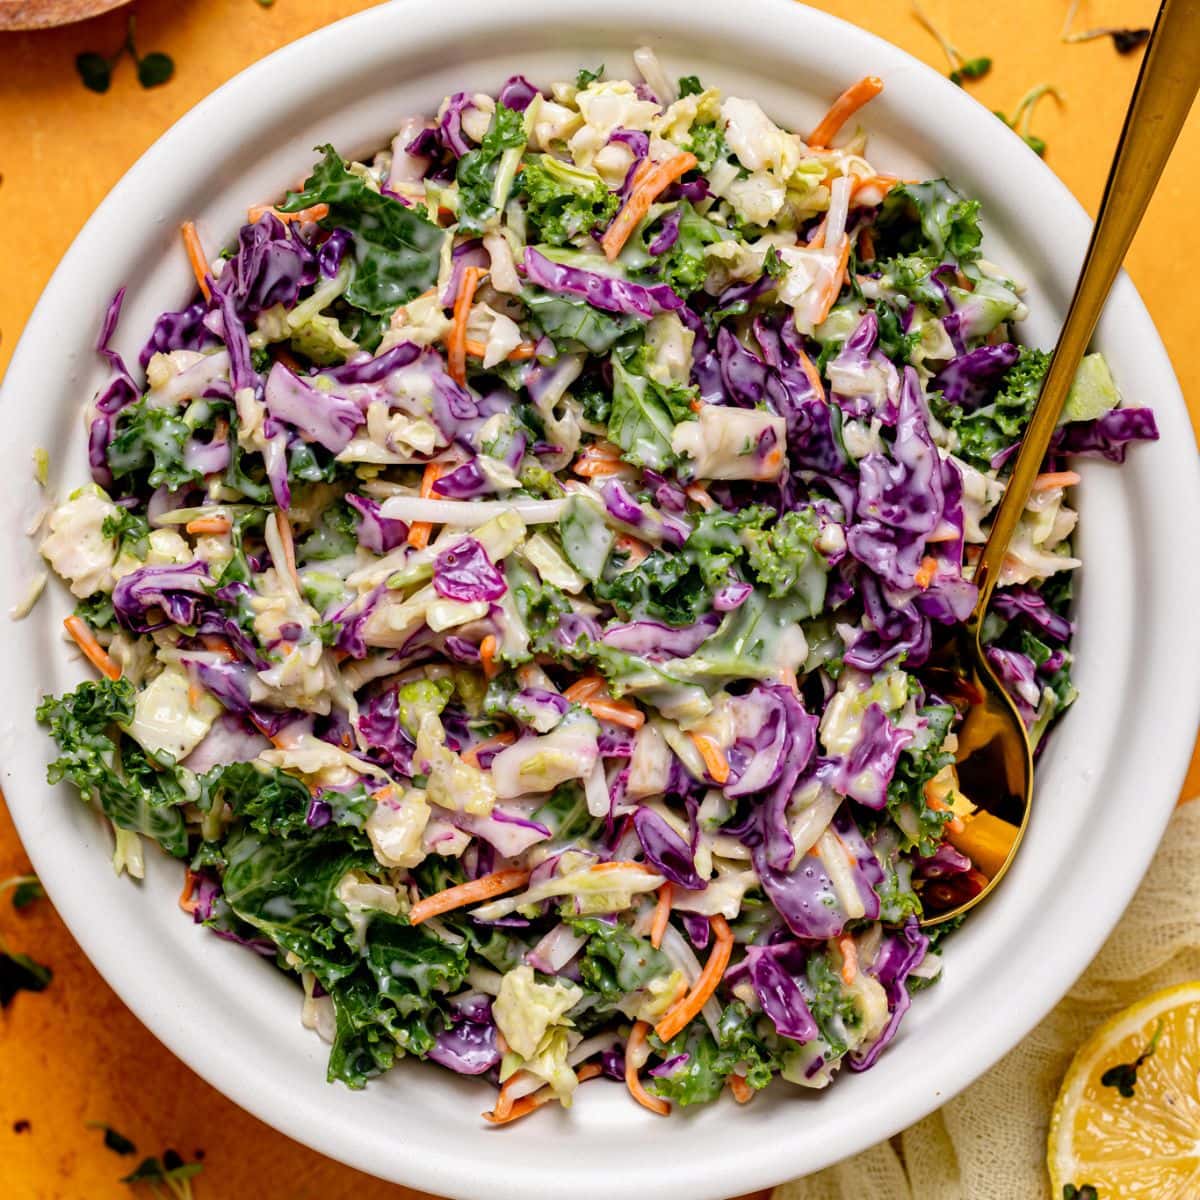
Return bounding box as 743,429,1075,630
0,2,1196,1197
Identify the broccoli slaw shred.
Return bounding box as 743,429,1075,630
36,51,1157,1120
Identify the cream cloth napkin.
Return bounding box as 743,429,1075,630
774,799,1200,1200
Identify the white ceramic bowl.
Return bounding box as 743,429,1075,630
3,2,1198,1196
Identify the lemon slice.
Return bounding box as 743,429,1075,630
1048,981,1200,1198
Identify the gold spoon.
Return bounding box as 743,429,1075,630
919,0,1199,926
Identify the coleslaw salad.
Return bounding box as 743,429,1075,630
32,52,1157,1122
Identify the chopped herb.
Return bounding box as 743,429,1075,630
1062,1,1150,54
87,1122,138,1156
1100,1019,1163,1098
77,17,174,94
995,84,1063,158
575,65,604,88
677,74,704,97
951,57,992,85
912,3,992,85
121,1149,203,1199
76,52,113,94
0,938,52,1009
136,53,175,90
0,874,44,911
1110,29,1151,53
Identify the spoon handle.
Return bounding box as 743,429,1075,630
969,0,1200,622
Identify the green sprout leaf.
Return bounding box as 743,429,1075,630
0,942,52,1009
87,1121,138,1156
76,52,112,93
1100,1018,1163,1099
136,52,175,89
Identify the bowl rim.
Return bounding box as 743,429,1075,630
3,1,1199,1196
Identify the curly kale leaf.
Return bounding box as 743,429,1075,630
933,346,1050,469
519,154,620,247
280,144,445,314
37,678,190,857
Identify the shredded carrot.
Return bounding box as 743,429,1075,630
490,1069,533,1123
274,511,300,591
178,869,200,915
758,442,786,479
914,556,938,590
483,1063,604,1125
180,221,212,301
460,336,538,362
247,202,330,225
577,441,622,461
614,533,650,566
650,883,673,949
573,442,625,478
923,784,966,834
199,634,237,660
837,934,859,985
589,861,660,876
461,729,515,768
269,726,302,751
684,483,714,511
579,696,645,730
625,1021,672,1116
188,676,204,710
478,634,499,680
407,461,443,549
563,676,606,703
1032,470,1081,492
858,226,876,263
689,733,730,784
516,665,542,688
408,868,531,926
63,616,120,681
728,1073,754,1104
448,265,485,385
601,153,699,261
808,76,885,148
689,397,703,413
572,458,626,479
778,666,800,695
655,915,734,1043
793,347,826,399
185,515,233,536
849,173,901,201
812,235,851,327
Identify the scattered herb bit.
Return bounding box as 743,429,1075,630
677,74,704,97
995,84,1063,157
0,938,52,1009
0,873,44,910
76,16,175,95
121,1149,203,1199
575,65,603,89
1100,1019,1163,1098
1061,1,1150,54
1110,29,1151,54
76,51,113,94
1063,1186,1100,1200
88,1122,138,1157
136,52,175,89
912,3,992,85
13,1119,31,1134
